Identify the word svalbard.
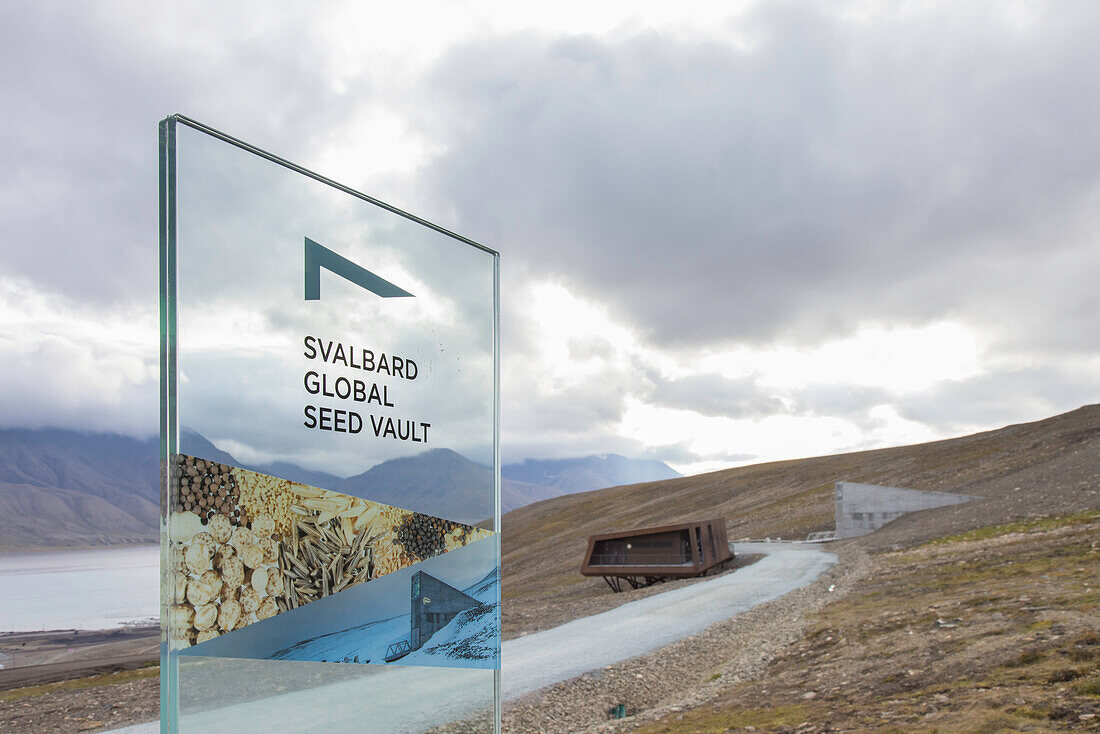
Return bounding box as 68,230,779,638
304,336,418,380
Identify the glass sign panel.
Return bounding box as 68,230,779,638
159,115,500,733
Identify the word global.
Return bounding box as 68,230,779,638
303,405,431,441
304,371,394,406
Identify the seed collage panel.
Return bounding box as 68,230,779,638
168,453,492,651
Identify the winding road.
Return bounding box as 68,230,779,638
503,542,835,699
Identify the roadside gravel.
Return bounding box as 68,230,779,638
495,544,870,734
530,545,866,734
536,545,862,734
503,546,836,702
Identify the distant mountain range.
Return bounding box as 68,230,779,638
502,454,681,494
0,429,160,551
0,428,679,551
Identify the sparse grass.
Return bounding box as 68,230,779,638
1005,650,1043,668
1074,674,1100,696
640,703,821,733
1068,647,1098,662
1012,706,1048,720
637,699,1059,734
1047,667,1084,683
0,665,159,703
634,508,1100,733
1078,630,1100,646
929,510,1100,545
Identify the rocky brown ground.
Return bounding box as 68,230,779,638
0,668,158,733
0,628,158,688
490,547,872,734
623,511,1100,733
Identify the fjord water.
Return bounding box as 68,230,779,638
0,545,159,631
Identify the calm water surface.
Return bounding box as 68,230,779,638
0,545,159,632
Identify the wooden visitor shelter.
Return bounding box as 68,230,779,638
580,518,733,592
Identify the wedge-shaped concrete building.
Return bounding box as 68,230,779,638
834,481,975,539
385,570,482,661
410,571,480,648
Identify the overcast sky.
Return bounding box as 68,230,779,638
1,0,1097,474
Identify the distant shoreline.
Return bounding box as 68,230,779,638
0,621,159,640
0,541,158,555
0,626,160,691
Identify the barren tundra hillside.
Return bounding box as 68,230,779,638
0,430,159,551
1,405,1097,733
501,404,1100,637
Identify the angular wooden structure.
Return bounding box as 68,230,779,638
580,519,732,592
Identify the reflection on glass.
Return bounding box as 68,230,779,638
160,115,500,732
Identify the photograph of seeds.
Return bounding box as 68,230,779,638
175,454,246,525
168,454,493,650
259,477,493,611
166,478,284,649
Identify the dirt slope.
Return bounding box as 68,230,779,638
630,511,1100,734
501,405,1100,637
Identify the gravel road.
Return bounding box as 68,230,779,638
502,543,835,700
106,542,835,734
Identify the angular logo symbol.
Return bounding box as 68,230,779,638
304,237,414,300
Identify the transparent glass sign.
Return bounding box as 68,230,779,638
159,116,500,733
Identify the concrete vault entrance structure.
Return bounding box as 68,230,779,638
834,481,975,539
385,571,481,661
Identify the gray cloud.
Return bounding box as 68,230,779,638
0,1,371,307
789,383,893,419
415,3,1100,357
645,373,784,419
894,366,1100,435
506,374,632,439
640,442,756,468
